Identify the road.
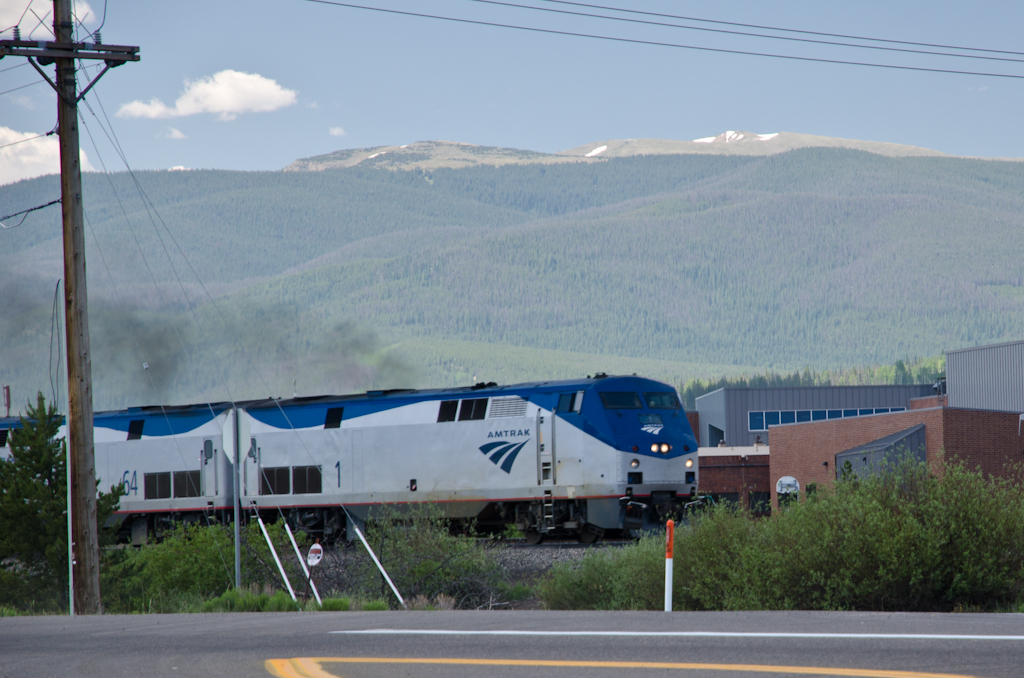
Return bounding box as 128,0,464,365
2,611,1023,678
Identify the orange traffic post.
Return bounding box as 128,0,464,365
664,519,675,611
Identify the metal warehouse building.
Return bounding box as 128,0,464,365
947,339,1024,413
694,384,936,448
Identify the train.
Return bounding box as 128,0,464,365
0,374,699,544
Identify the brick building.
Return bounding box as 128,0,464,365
698,445,770,512
769,404,1024,508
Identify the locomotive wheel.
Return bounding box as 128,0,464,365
577,524,604,544
524,529,545,545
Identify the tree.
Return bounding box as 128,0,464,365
0,393,122,610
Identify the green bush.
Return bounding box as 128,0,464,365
359,599,389,611
319,597,351,611
541,459,1024,612
263,590,301,612
102,518,309,613
201,589,270,612
347,504,505,609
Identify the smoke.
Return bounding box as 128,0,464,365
88,299,418,408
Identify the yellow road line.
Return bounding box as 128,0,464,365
265,657,986,678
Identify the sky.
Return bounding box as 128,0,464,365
2,0,1024,184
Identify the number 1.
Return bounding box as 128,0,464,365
335,460,340,488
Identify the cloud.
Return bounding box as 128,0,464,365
0,126,94,186
329,127,347,137
117,70,297,121
1,0,95,39
164,127,186,140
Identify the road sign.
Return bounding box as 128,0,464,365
307,543,323,567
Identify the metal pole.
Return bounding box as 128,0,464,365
233,409,242,589
255,512,297,601
54,0,101,614
340,505,406,609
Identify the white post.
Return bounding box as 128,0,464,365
284,522,322,606
664,519,674,612
342,505,406,609
255,511,297,602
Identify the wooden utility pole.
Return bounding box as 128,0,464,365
0,3,138,614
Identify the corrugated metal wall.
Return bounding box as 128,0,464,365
947,339,1024,413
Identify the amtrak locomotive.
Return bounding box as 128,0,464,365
0,375,699,543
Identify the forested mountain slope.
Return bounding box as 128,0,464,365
1,148,1022,409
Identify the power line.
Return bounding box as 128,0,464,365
467,0,1024,65
0,126,56,151
0,79,46,97
301,0,1024,80
537,0,1024,58
0,198,61,229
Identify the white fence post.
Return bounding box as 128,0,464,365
664,519,675,612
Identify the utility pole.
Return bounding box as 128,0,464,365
0,2,138,614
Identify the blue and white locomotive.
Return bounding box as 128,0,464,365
0,375,699,543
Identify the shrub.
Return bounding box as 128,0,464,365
541,459,1024,612
102,518,309,613
263,590,301,612
342,504,506,609
319,597,350,611
359,599,389,611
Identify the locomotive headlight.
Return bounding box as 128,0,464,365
650,444,659,452
685,458,694,468
630,459,640,468
660,443,671,453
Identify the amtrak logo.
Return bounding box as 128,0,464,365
479,440,529,473
641,424,664,435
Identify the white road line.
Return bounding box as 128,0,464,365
330,630,1024,640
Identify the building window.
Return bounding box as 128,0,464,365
749,406,908,430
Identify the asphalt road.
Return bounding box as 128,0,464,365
2,611,1023,678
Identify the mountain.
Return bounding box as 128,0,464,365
1,144,1023,410
284,131,959,174
559,131,952,159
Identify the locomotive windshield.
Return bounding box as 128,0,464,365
644,392,681,409
599,392,642,409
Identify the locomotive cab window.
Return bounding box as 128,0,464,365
127,419,145,440
292,465,322,494
261,467,290,495
557,392,583,413
0,430,7,447
599,392,642,409
437,400,459,422
458,398,488,421
643,392,680,409
324,407,344,429
144,472,171,500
